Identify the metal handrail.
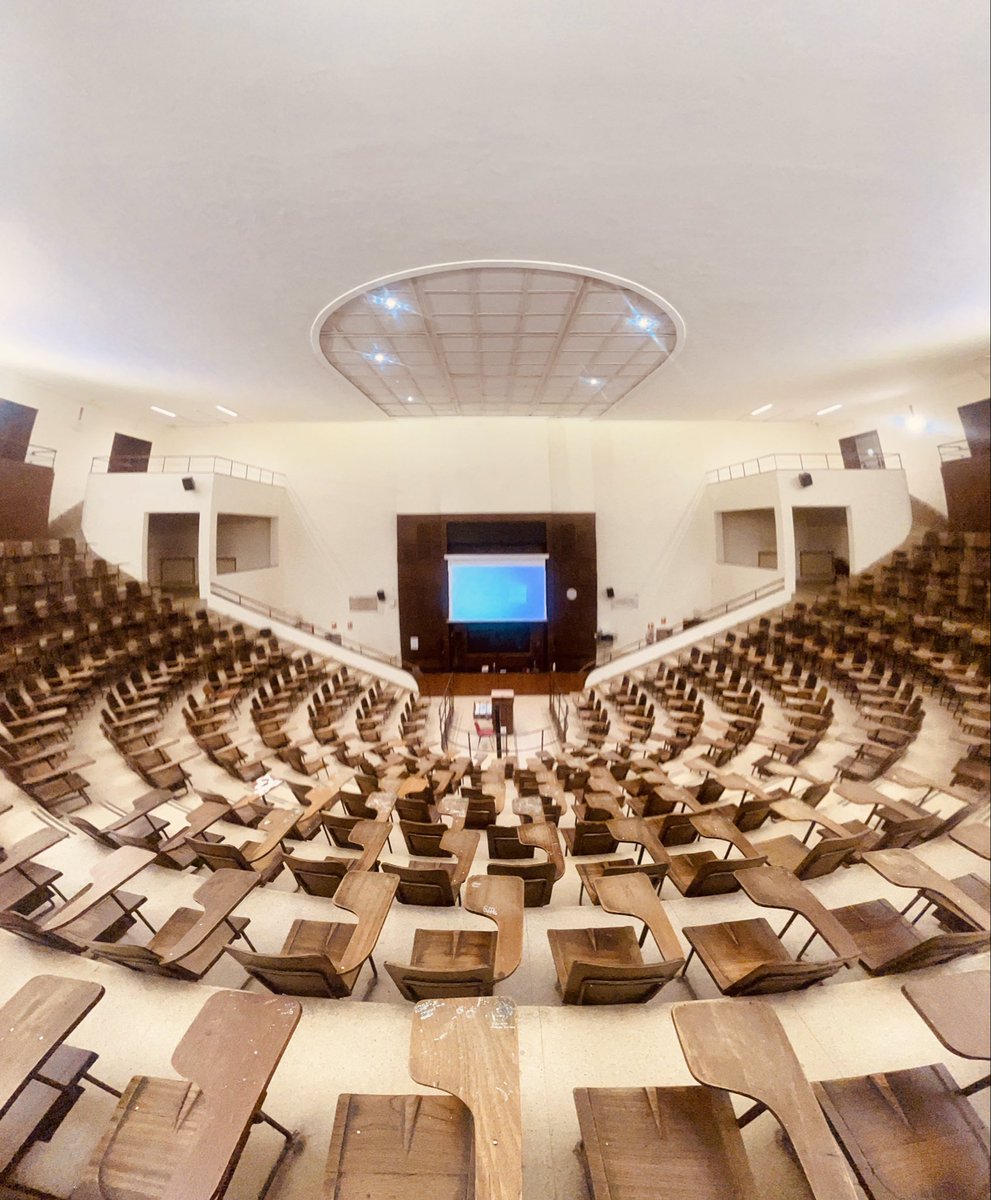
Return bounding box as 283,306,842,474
582,578,786,670
438,673,455,752
209,582,401,667
938,439,973,463
0,443,58,469
705,451,903,484
548,671,570,745
90,454,287,486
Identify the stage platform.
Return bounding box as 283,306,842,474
416,670,586,697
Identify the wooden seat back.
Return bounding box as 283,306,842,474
399,819,450,857
486,860,557,907
793,832,869,879
381,862,458,906
681,853,768,896
284,853,350,897
320,811,360,846
486,823,536,860
562,958,684,1005
185,838,253,873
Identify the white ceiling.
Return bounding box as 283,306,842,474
316,265,679,416
0,2,988,426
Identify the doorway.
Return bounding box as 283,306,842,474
838,430,884,470
147,513,200,594
792,507,850,583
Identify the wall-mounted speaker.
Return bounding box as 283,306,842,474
605,586,615,599
376,589,386,602
181,476,195,491
798,473,813,488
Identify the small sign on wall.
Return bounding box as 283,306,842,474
348,595,378,612
612,594,639,609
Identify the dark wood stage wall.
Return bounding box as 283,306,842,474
397,513,596,674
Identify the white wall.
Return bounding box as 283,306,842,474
829,376,987,516
82,470,286,603
49,394,920,661
144,417,839,657
0,365,161,534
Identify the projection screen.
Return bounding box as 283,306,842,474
446,554,548,623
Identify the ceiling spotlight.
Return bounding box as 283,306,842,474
750,404,773,416
905,407,927,433
816,404,842,416
150,405,176,418
215,405,238,418
405,395,416,403
585,377,603,388
368,291,413,315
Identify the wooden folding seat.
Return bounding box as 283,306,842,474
0,829,66,916
227,872,398,997
576,858,668,905
487,822,564,907
682,865,860,996
185,836,285,885
72,990,301,1200
547,873,685,1005
386,875,525,1001
577,997,860,1199
324,995,521,1200
828,848,990,974
815,1064,989,1200
486,823,536,860
285,821,388,896
561,812,618,857
667,812,768,897
399,818,451,857
86,869,257,981
382,829,479,906
759,828,870,879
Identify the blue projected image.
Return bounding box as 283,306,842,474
449,562,547,623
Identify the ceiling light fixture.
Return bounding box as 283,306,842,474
905,406,927,433
584,377,603,387
215,405,238,418
816,404,842,416
150,405,176,418
751,404,773,415
405,395,416,403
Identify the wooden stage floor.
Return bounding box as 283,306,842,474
416,670,586,696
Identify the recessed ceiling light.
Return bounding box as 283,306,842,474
751,404,773,416
215,405,238,418
374,352,386,363
150,405,176,418
384,297,398,310
585,377,603,387
405,395,416,403
816,404,842,416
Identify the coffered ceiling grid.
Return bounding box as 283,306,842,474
317,266,678,417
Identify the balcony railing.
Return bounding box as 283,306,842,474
705,451,902,484
0,444,58,469
584,577,787,669
938,439,973,463
210,582,402,668
90,455,286,486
